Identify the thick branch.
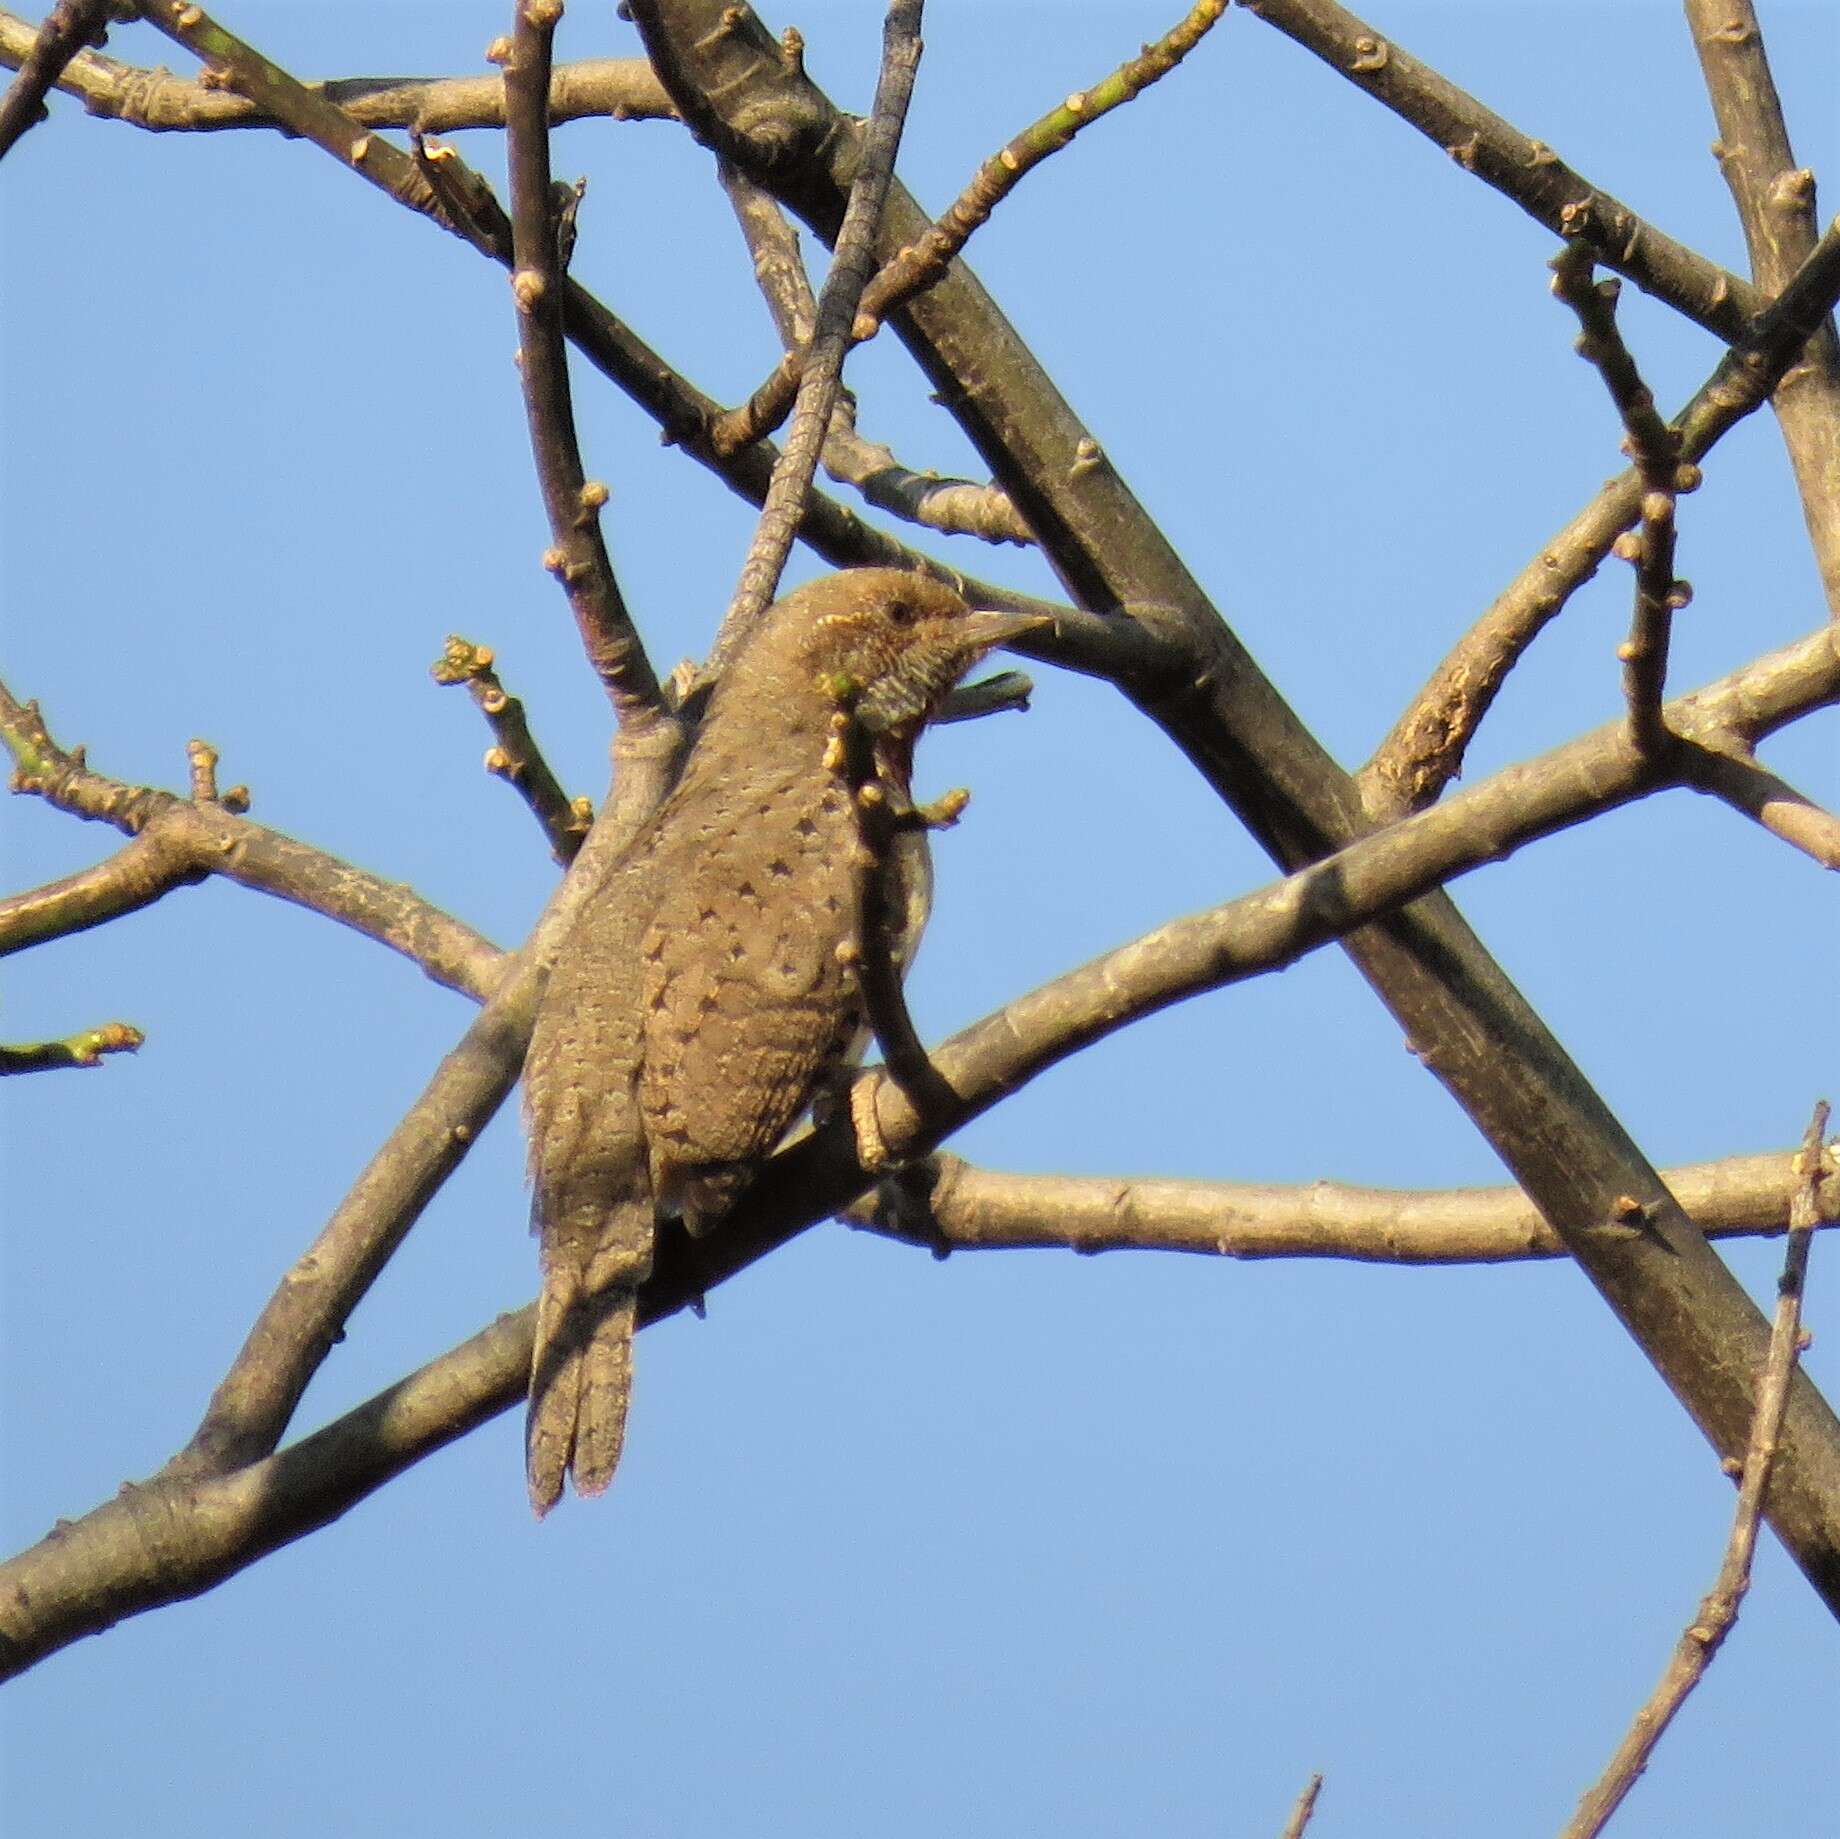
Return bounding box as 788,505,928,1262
621,1,1840,1617
712,1,1227,454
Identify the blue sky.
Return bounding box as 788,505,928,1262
2,3,1836,1834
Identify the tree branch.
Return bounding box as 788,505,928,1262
0,15,673,132
1562,1103,1830,1839
0,0,111,157
0,1019,142,1074
715,163,1034,544
1549,241,1690,758
710,0,1227,454
1365,218,1840,816
1240,0,1760,341
502,1,673,753
617,1,1840,1619
432,636,591,864
841,1143,1839,1264
1684,0,1840,615
1,680,506,1000
713,0,925,665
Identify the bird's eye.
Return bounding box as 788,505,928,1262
886,597,913,625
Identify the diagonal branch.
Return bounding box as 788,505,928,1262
617,0,1840,1619
710,1,1227,456
1240,0,1759,340
432,636,592,864
1,680,506,999
711,0,925,667
1561,1103,1830,1839
716,162,1033,544
0,0,111,157
1366,219,1840,816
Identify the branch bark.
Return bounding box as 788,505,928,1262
622,0,1840,1618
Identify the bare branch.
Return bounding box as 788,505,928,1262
501,0,682,824
165,753,657,1482
1684,0,1840,614
432,636,591,864
713,0,926,666
842,1144,1840,1265
0,680,506,1000
716,164,1034,544
0,0,110,157
1680,740,1840,871
1562,1103,1830,1839
137,1,448,226
0,15,673,133
711,0,1228,453
853,1,1226,338
9,1119,1835,1680
1277,1774,1325,1839
1549,242,1691,757
0,1019,142,1075
1366,218,1840,816
1241,0,1760,340
602,4,1840,1618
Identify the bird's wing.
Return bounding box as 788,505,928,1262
638,773,862,1192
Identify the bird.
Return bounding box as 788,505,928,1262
521,568,1041,1516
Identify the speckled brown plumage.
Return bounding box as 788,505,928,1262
521,569,1035,1515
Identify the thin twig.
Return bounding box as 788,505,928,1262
1243,0,1760,340
711,0,926,668
716,163,1034,543
841,1144,1839,1264
1277,1773,1325,1839
0,1020,142,1074
432,636,591,863
0,0,111,158
1561,1101,1829,1839
502,1,671,750
1549,241,1690,756
1684,0,1840,615
827,702,961,1130
0,680,505,999
710,1,1226,455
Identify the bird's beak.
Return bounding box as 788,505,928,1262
958,609,1054,655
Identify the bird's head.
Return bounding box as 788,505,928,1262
788,569,1048,737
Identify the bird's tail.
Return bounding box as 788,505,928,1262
527,1201,649,1516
